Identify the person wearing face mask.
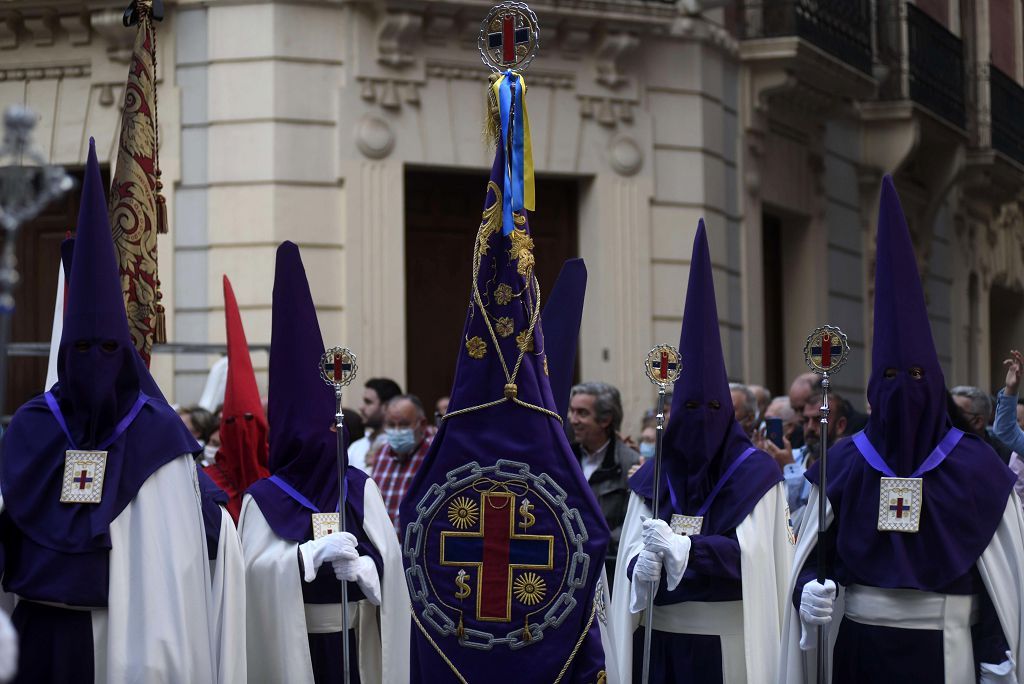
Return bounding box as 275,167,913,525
368,394,432,532
609,221,792,684
0,141,219,682
779,177,1024,684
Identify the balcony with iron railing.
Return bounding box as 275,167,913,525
876,1,966,129
990,65,1024,168
738,0,874,75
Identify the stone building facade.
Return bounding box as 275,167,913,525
2,0,1024,433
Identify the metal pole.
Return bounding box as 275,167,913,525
334,385,351,684
641,384,667,684
0,231,19,417
816,371,830,683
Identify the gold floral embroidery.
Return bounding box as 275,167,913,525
477,181,503,257
495,317,514,337
494,283,514,306
516,330,534,353
509,228,535,277
466,336,487,359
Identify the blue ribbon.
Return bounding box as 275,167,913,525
496,70,525,235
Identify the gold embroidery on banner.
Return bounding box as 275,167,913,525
477,181,503,258
514,572,546,606
109,5,166,362
509,227,535,277
448,497,480,530
494,283,514,306
466,336,487,359
495,316,514,337
516,330,535,353
455,569,472,599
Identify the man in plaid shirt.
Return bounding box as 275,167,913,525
369,394,432,532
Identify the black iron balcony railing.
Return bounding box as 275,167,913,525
739,1,873,75
906,3,966,128
991,65,1024,167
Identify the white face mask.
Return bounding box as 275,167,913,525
386,428,418,456
202,444,219,465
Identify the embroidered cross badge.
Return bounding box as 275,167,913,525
670,513,703,537
312,512,341,540
877,477,923,533
60,450,108,504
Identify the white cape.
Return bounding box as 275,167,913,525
239,477,410,684
97,455,219,681
609,483,793,684
210,504,246,683
778,487,1024,684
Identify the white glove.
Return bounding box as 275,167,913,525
331,555,382,606
798,579,836,651
0,608,16,683
629,550,662,614
980,651,1018,684
299,531,359,583
641,517,691,591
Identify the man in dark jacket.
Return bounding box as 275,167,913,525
569,382,641,579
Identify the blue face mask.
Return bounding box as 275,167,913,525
386,428,418,456
639,441,655,460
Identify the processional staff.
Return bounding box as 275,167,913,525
640,344,681,684
319,346,358,684
802,324,850,683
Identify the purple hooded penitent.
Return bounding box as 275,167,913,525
631,220,780,535
0,139,196,606
399,144,609,683
807,176,1014,591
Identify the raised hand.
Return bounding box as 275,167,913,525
1003,349,1024,396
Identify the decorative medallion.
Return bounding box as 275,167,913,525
312,512,341,540
404,460,588,650
478,2,540,74
60,450,108,504
877,476,923,533
669,513,703,537
467,336,488,359
803,325,850,375
644,344,681,387
320,347,357,387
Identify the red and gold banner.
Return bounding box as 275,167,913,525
109,0,166,366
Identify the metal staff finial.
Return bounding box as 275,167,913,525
802,324,849,683
478,2,540,74
319,346,357,684
0,105,74,418
640,343,681,684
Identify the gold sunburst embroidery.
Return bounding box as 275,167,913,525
494,283,514,306
466,336,487,359
516,329,535,353
495,317,514,337
447,497,480,530
513,572,546,606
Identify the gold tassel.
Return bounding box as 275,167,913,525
456,614,465,640
483,73,501,149
523,617,532,642
154,302,167,344
155,175,168,234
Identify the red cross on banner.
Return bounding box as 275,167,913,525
441,492,555,621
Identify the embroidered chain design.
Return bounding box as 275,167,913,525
403,460,591,651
